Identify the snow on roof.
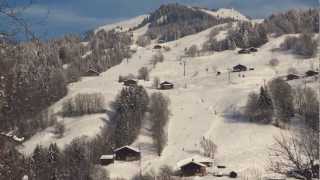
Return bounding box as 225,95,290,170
100,155,114,159
114,145,140,153
176,155,213,168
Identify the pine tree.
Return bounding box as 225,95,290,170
257,86,274,123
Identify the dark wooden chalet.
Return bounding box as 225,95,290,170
238,49,250,54
100,155,114,166
180,161,207,177
85,68,100,76
249,47,258,52
305,70,319,77
160,81,174,90
233,64,247,72
123,79,137,86
154,45,162,49
114,146,141,161
287,74,300,81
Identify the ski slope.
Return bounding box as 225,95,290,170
19,12,318,180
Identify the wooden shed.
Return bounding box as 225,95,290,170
160,81,174,90
85,68,100,76
238,49,250,54
154,45,162,49
114,146,141,161
123,79,137,86
305,70,319,77
287,74,300,81
100,155,114,166
180,161,207,177
233,64,247,72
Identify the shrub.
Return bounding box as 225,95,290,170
136,35,151,47
53,121,65,138
137,67,150,81
61,93,105,117
185,44,199,57
280,34,318,58
269,58,279,67
153,77,160,89
151,52,164,67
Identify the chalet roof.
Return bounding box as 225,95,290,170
87,68,99,73
179,161,206,169
287,74,299,77
100,155,114,160
114,145,140,153
160,81,173,85
176,155,212,168
234,64,247,68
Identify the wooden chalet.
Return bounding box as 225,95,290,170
238,49,250,54
287,74,300,81
114,146,141,161
160,81,174,90
153,45,162,49
123,79,138,86
85,68,100,76
100,155,115,166
248,47,258,52
305,70,319,77
233,64,247,72
179,161,207,177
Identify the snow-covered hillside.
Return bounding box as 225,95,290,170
19,11,318,180
95,15,148,33
202,8,249,21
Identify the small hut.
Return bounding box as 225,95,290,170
160,81,174,90
123,79,137,86
233,64,247,72
249,47,258,52
179,161,207,177
114,146,141,161
85,68,100,76
100,155,115,166
287,74,300,81
154,45,162,49
305,70,319,77
238,49,250,54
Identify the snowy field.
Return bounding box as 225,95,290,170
19,8,319,180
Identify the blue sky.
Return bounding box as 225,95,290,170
6,0,318,39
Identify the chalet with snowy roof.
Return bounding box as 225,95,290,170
123,79,137,86
176,156,213,177
232,64,247,72
238,49,250,54
100,155,115,166
114,146,141,161
160,81,174,90
85,68,100,76
153,45,162,49
287,74,300,81
248,47,258,52
178,160,207,177
305,70,319,77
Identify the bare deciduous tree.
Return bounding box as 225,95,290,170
269,128,319,179
200,137,217,159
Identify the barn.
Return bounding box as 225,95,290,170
123,79,137,86
160,81,174,90
233,64,247,72
100,155,114,166
287,74,300,81
238,49,250,54
154,45,162,49
85,68,100,76
305,70,319,77
114,146,141,161
179,161,207,177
